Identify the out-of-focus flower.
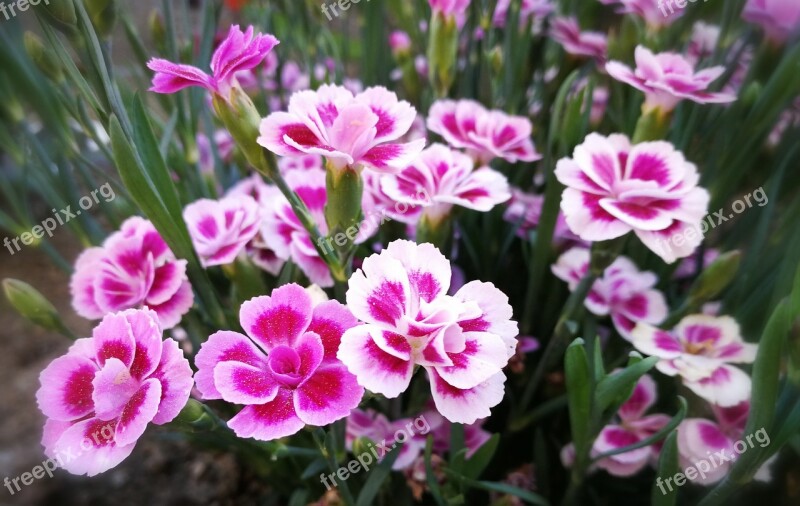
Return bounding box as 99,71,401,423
259,85,425,173
676,401,749,484
424,408,492,458
195,284,363,441
492,0,554,28
674,248,721,280
563,374,669,476
550,17,608,63
346,409,427,469
552,247,668,340
427,99,541,164
148,25,278,99
571,78,609,125
688,22,721,64
338,240,518,424
37,309,193,475
382,143,511,225
70,217,193,329
503,188,580,244
606,46,736,112
632,315,757,406
277,154,324,174
428,0,470,24
598,0,681,29
742,0,800,45
183,195,261,267
555,133,710,263
390,31,413,54
768,96,800,147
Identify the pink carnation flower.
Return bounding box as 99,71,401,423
676,401,749,484
555,133,710,263
503,189,581,244
183,195,261,267
742,0,800,45
550,17,608,63
337,240,518,424
492,0,554,28
194,284,364,440
258,85,425,173
427,99,541,164
346,409,428,470
632,315,758,407
552,247,668,340
428,0,470,18
36,309,193,476
147,25,279,98
70,217,193,329
606,46,737,112
598,0,681,28
381,143,511,224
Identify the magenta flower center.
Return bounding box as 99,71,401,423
268,346,305,387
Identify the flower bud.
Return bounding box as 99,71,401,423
3,279,73,337
687,250,741,305
24,32,63,82
41,0,77,34
427,12,458,97
85,0,117,38
148,9,166,53
212,88,272,177
173,399,217,431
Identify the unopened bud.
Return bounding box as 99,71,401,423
3,279,73,338
688,250,741,305
85,0,117,38
212,87,272,178
24,32,63,82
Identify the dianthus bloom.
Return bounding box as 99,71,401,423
382,143,511,224
563,374,669,477
346,409,430,470
606,46,736,112
492,0,554,28
427,99,541,164
258,85,425,173
148,25,278,99
549,17,608,63
36,309,193,476
742,0,800,45
195,284,363,440
428,0,470,18
632,315,757,407
552,247,667,340
183,195,261,267
70,217,193,329
555,133,710,263
598,0,681,28
338,240,518,424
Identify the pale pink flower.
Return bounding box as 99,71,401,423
492,0,554,28
277,154,324,174
598,0,681,28
632,315,758,407
37,309,193,476
362,171,424,226
428,0,470,18
183,195,261,267
70,217,193,329
742,0,800,44
258,85,425,173
688,22,721,64
606,46,737,112
424,409,492,458
389,31,412,53
337,240,518,424
427,99,541,164
148,25,279,98
550,17,608,63
381,143,511,224
555,133,710,263
552,247,668,340
676,401,749,484
503,189,581,244
345,409,428,470
194,284,363,441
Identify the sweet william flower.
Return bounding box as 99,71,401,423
258,85,425,173
555,133,710,263
552,247,668,340
381,143,511,224
632,315,757,406
337,240,518,424
70,217,193,329
742,0,800,45
427,100,541,164
147,25,278,99
606,46,736,112
194,284,363,441
36,309,193,476
183,195,261,267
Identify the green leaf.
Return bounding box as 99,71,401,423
443,469,549,506
300,457,328,480
355,444,401,506
424,435,446,506
651,431,680,506
564,339,592,459
595,354,659,413
461,434,499,480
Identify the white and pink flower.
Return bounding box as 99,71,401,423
337,240,518,424
632,315,758,406
70,217,193,329
549,17,608,63
382,143,511,224
346,409,428,470
195,284,363,441
427,99,541,164
555,133,710,263
36,309,193,475
598,0,681,28
183,195,261,267
258,85,425,173
742,0,800,45
606,46,736,112
552,247,668,340
492,0,554,28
